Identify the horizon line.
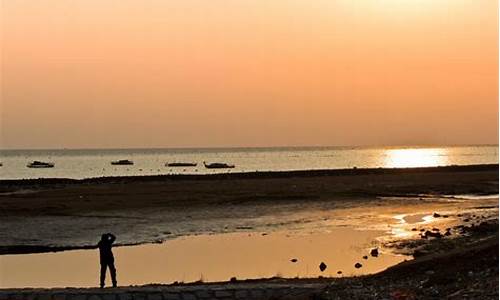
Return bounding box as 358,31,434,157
0,143,498,152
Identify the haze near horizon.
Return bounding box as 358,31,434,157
1,0,498,149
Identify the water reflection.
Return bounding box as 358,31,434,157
0,230,407,288
384,148,448,168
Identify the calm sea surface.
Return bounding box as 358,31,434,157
0,145,497,180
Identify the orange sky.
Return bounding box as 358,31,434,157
1,0,498,149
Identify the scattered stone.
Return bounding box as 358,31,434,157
362,255,368,260
290,258,298,263
370,248,379,257
261,233,268,236
424,230,442,238
230,276,237,282
420,228,426,232
432,228,440,232
319,262,327,272
355,263,362,268
464,219,470,222
433,213,441,218
337,271,342,274
443,215,449,218
411,228,417,231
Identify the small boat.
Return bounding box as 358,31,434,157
27,161,55,168
166,162,197,167
203,161,235,169
111,159,134,165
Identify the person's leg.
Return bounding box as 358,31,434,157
100,264,107,288
109,262,117,287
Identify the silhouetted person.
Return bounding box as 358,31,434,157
98,233,117,288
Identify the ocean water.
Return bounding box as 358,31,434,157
0,145,497,180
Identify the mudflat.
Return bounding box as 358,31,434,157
1,164,498,217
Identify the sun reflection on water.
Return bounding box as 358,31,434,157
384,148,448,168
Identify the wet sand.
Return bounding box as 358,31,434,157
0,165,497,252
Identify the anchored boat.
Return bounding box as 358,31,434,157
111,159,134,165
203,161,235,169
166,162,197,167
27,161,55,168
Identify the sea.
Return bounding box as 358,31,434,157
0,145,497,180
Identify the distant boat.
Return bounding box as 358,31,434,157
166,162,197,167
27,161,55,168
203,161,235,169
111,159,134,165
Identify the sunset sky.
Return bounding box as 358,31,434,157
1,0,498,149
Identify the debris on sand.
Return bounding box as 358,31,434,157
355,263,363,269
370,248,379,257
290,258,298,263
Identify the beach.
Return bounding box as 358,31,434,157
0,164,498,294
1,164,497,251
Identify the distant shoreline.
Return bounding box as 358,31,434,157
0,163,498,187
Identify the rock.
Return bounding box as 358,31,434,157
432,228,440,232
370,248,379,257
464,218,470,222
319,262,327,272
337,271,342,274
443,215,449,218
424,230,442,238
362,255,368,260
411,228,417,231
230,277,237,282
355,263,362,268
290,258,298,263
433,212,441,218
444,231,451,236
420,229,426,232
